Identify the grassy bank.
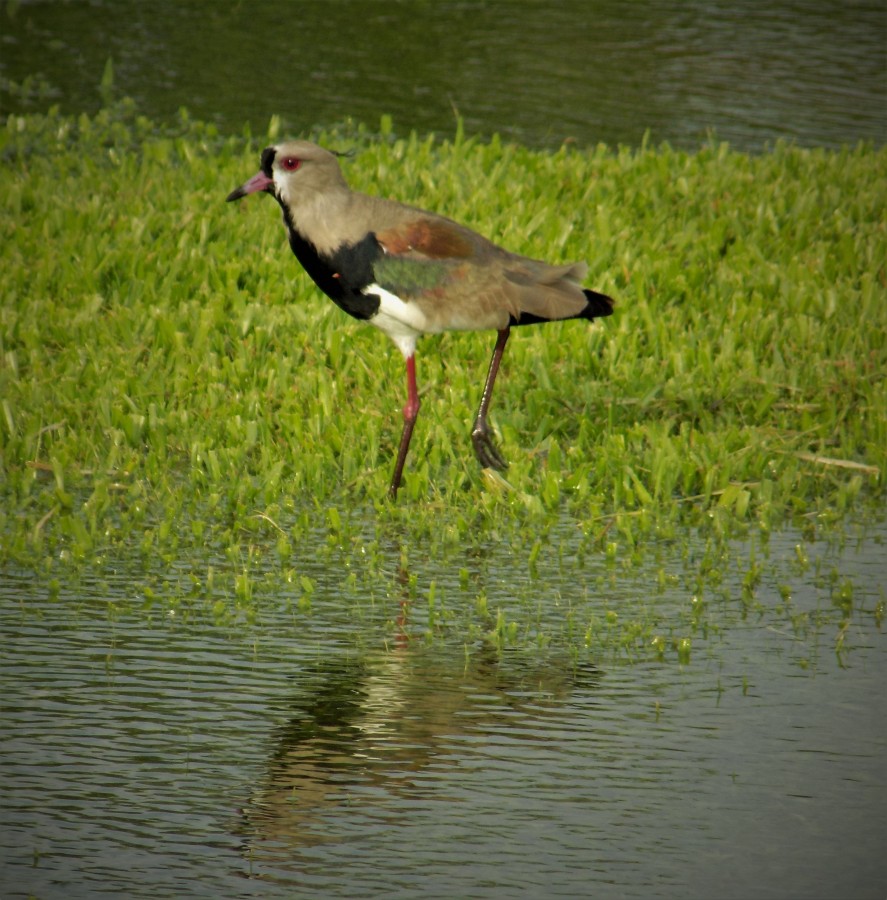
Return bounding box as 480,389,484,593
1,103,885,652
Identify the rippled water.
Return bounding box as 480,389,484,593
1,0,885,150
2,520,885,898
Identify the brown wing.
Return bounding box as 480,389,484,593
376,217,477,260
376,212,592,328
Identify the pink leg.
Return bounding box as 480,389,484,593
389,354,420,498
471,327,510,470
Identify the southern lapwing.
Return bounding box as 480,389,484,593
227,141,614,498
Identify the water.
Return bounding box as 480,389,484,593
1,0,885,151
2,518,885,898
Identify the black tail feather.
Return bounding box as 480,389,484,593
509,288,616,327
581,289,615,320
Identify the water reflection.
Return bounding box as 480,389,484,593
1,517,884,898
239,648,598,863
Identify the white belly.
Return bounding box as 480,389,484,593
366,284,431,358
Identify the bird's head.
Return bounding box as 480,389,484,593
226,140,349,208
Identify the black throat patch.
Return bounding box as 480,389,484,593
278,202,382,322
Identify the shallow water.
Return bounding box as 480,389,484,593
1,517,884,898
2,0,885,150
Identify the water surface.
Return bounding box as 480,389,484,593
2,0,884,150
2,518,885,898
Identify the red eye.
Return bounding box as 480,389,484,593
281,157,301,171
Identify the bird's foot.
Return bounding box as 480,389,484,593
471,421,508,471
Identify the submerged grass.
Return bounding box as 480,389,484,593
1,102,885,658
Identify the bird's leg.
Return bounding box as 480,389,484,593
389,354,420,499
471,327,510,471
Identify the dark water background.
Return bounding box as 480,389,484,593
2,0,885,150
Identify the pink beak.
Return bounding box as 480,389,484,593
226,170,274,202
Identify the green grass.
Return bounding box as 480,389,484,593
1,102,885,657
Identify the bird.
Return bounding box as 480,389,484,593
226,140,614,498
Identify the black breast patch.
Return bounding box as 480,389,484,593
280,206,383,322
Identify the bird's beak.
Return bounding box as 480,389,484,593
226,170,274,202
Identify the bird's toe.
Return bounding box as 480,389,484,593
471,425,509,471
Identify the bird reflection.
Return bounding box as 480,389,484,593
235,645,598,867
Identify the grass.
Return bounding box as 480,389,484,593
1,102,885,658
